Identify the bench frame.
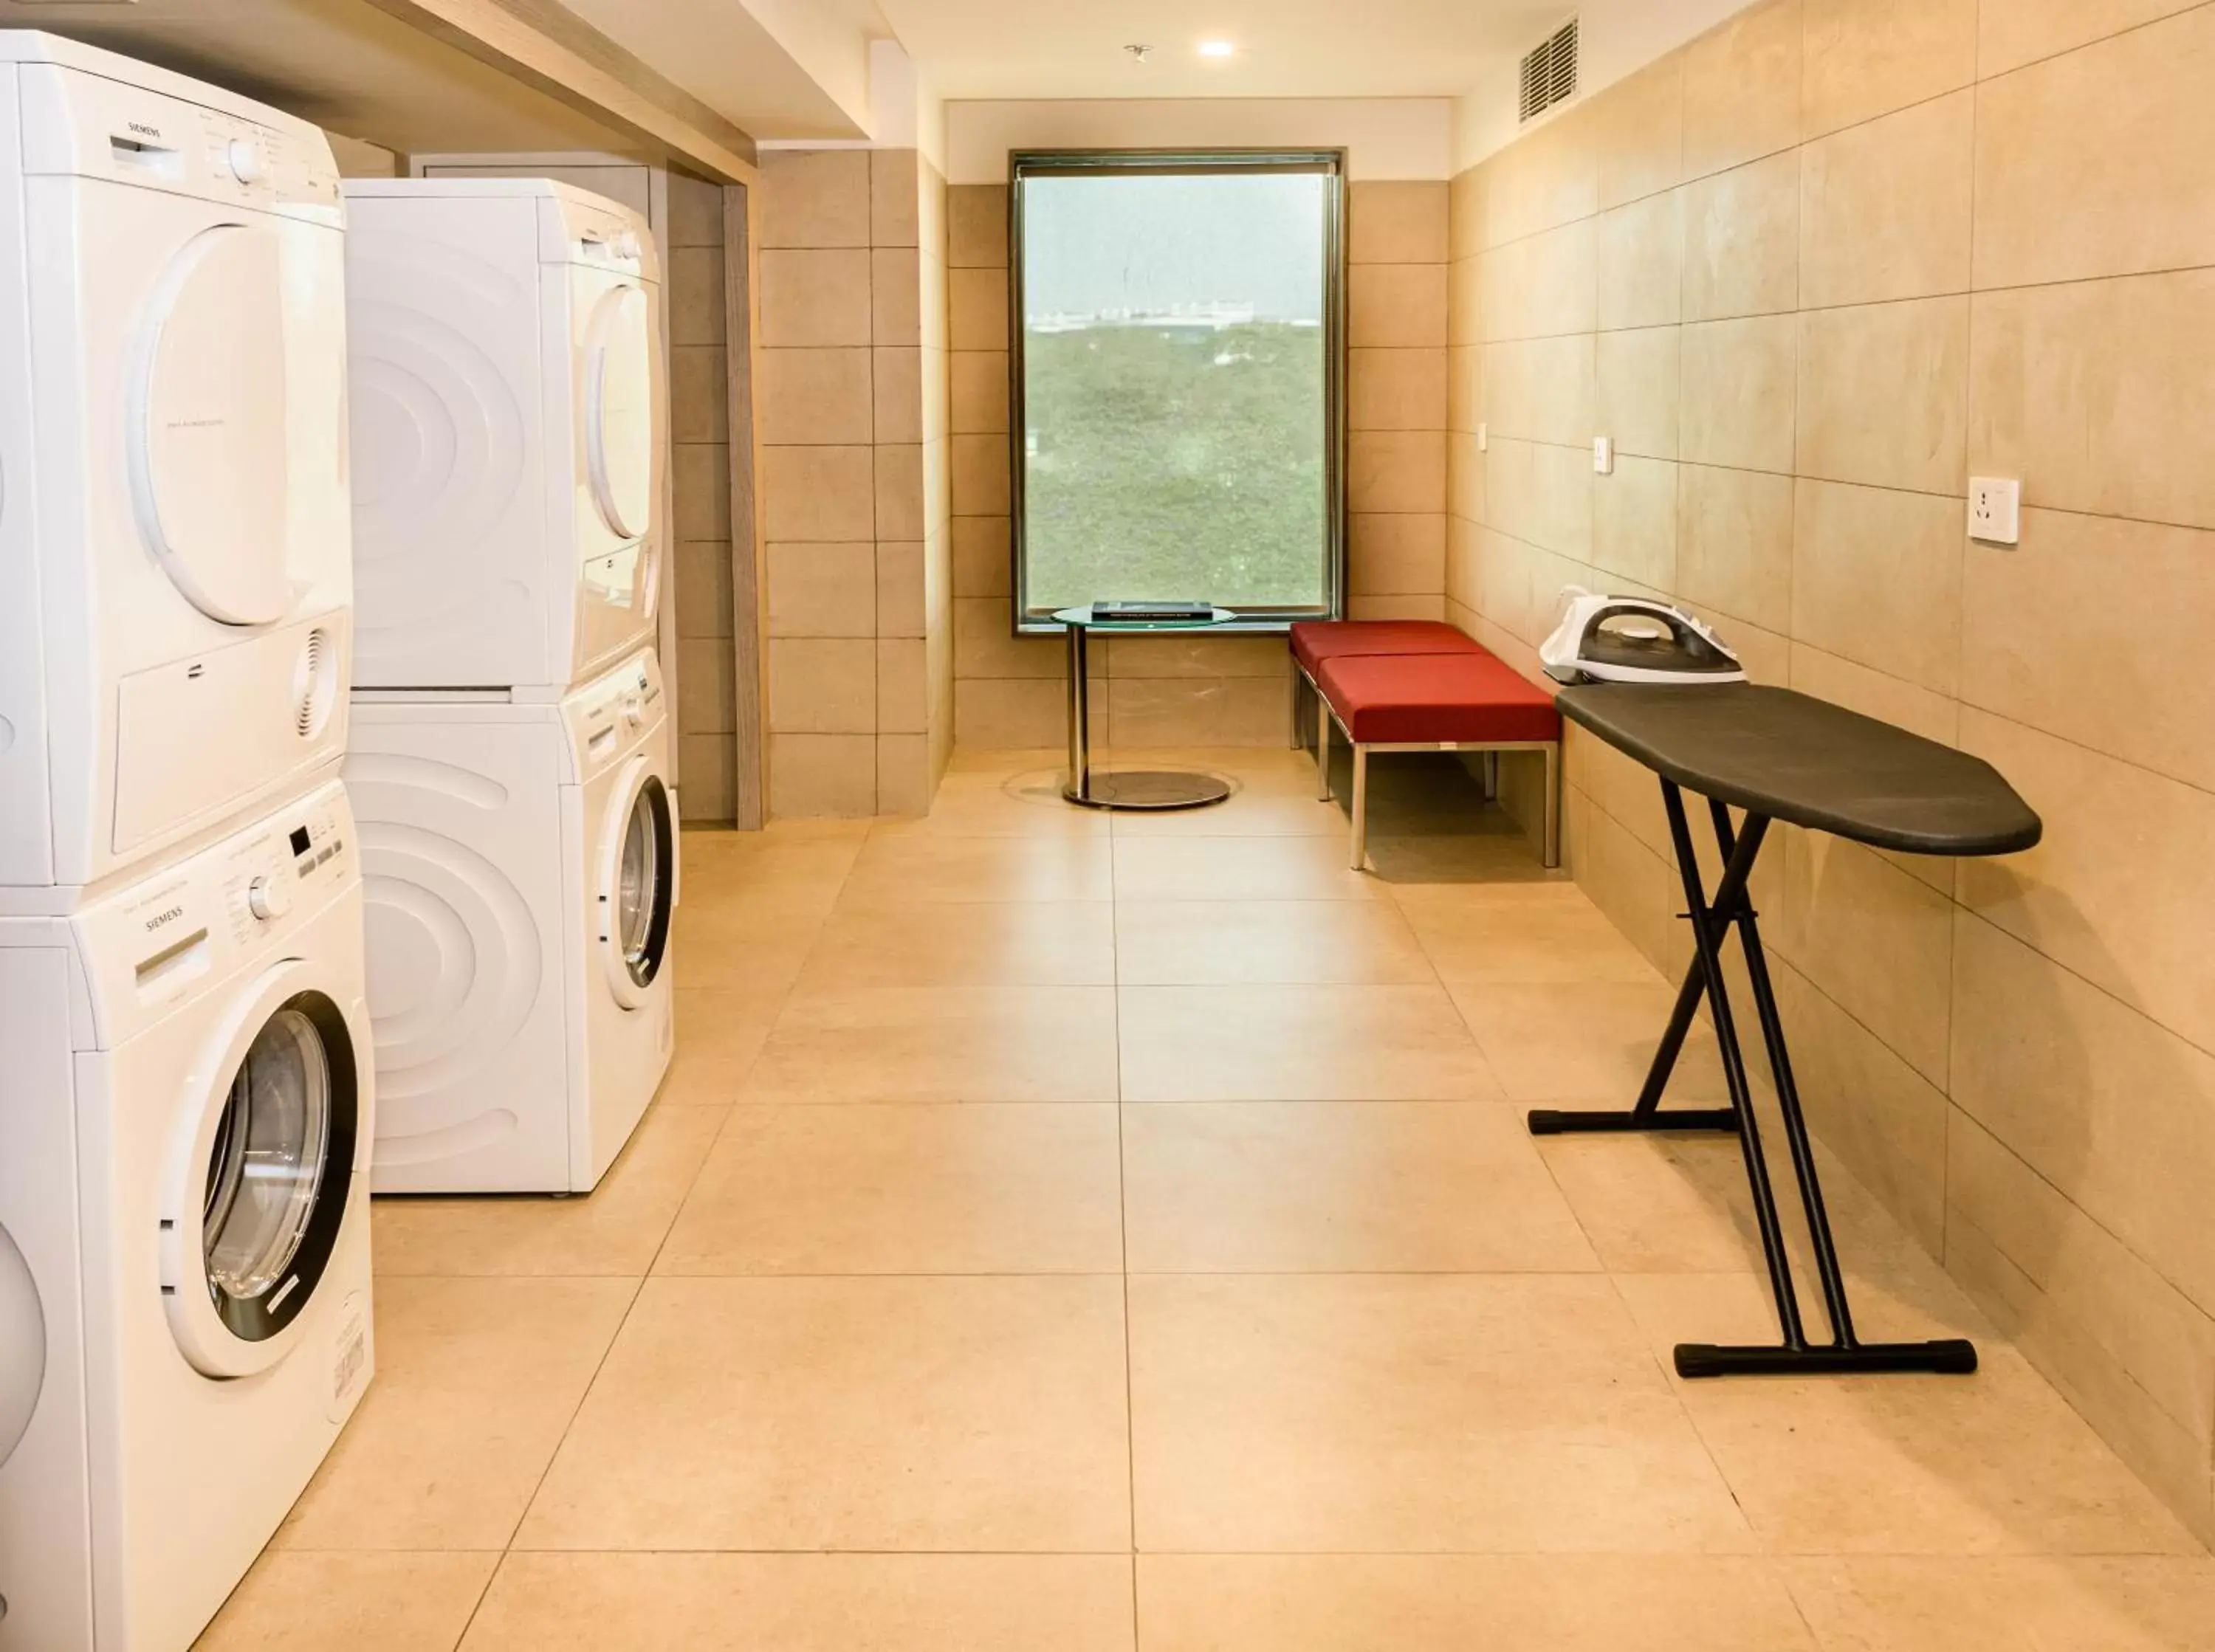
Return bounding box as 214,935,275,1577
1293,662,1562,873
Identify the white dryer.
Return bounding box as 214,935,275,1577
0,33,353,889
346,648,676,1193
343,177,664,694
0,779,374,1651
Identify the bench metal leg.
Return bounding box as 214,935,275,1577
1288,662,1303,750
1481,752,1500,801
1542,743,1561,869
1316,695,1333,801
1349,744,1369,870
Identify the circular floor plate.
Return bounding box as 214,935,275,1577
1064,769,1234,811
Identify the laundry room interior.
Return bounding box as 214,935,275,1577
1,1,2212,1648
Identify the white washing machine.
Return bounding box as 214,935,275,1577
343,177,664,695
0,33,353,890
346,649,676,1194
0,779,374,1651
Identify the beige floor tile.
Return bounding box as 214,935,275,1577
1112,836,1388,902
679,827,868,892
1109,788,1348,838
1613,1273,2201,1556
943,746,1062,777
1779,1555,2215,1651
1138,1555,1816,1651
839,831,1115,903
675,904,828,994
515,1276,1131,1552
1114,899,1437,985
870,772,1110,839
797,897,1116,988
741,985,1120,1103
657,988,785,1104
276,1277,637,1550
1398,883,1664,984
1128,1274,1754,1554
1363,832,1559,884
194,1551,497,1652
371,1106,725,1277
1118,984,1501,1102
1122,1103,1598,1273
656,1104,1123,1275
461,1553,1136,1651
1449,980,1730,1104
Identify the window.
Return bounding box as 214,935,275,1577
1009,151,1345,632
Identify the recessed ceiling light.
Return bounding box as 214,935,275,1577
1198,41,1237,58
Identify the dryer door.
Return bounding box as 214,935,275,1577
159,962,362,1378
597,757,674,1010
129,223,295,626
583,281,654,543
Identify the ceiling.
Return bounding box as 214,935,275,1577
872,0,1573,101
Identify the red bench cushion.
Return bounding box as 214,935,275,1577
1290,619,1487,675
1316,653,1562,746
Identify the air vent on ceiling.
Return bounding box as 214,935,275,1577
1519,17,1579,123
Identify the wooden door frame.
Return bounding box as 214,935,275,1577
722,180,767,829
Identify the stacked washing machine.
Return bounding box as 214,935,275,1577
340,176,677,1195
0,32,375,1652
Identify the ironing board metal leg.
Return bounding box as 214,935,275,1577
1349,744,1369,870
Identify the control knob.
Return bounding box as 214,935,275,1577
247,875,292,922
225,139,265,185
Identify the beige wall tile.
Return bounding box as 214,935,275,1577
876,734,933,816
676,540,733,639
1977,0,2202,78
760,149,870,248
955,677,1071,747
1681,151,1802,323
950,266,1011,351
1350,263,1449,348
1593,51,1686,210
758,348,870,447
670,344,729,444
673,442,732,540
1104,635,1287,681
876,540,925,639
1349,514,1447,596
677,636,736,733
955,596,1062,680
1790,478,1963,695
948,185,1009,269
1596,327,1680,460
1802,0,1978,136
950,351,1010,434
1348,430,1446,514
767,638,875,734
1348,180,1449,264
1447,344,1483,434
667,171,724,249
876,638,927,734
1796,297,1968,495
953,515,1012,596
1490,334,1596,448
870,148,918,248
1590,456,1679,591
1962,510,2215,793
874,444,924,540
769,733,877,818
1482,219,1598,342
1483,104,1601,246
1449,255,1483,348
1596,190,1685,332
870,248,921,346
678,734,734,822
1349,348,1448,433
760,248,871,348
761,445,874,543
870,348,921,444
1449,166,1486,264
1958,709,2215,1056
1799,91,1974,310
1681,0,1805,181
1779,833,1955,1084
1973,7,2215,288
667,247,725,347
951,433,1012,517
767,542,874,639
1951,913,2215,1320
1677,464,1794,631
1448,431,1484,523
1678,315,1798,474
1788,641,1957,746
1347,594,1449,622
1968,271,2215,531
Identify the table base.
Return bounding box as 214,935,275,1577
1062,770,1232,811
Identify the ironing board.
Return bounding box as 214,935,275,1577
1535,684,2041,1378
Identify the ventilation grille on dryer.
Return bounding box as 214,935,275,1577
293,627,338,740
1519,17,1579,123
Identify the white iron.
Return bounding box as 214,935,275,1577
1539,587,1746,686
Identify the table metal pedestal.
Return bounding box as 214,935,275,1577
1059,613,1232,812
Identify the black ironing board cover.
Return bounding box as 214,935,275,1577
1556,684,2042,857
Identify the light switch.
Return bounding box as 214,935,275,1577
1969,477,2021,545
1593,436,1614,475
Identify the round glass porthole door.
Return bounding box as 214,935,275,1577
128,223,294,625
604,770,673,1006
584,282,654,542
165,986,359,1376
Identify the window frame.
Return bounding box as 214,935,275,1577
1006,148,1349,636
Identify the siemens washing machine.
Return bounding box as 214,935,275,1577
345,649,676,1193
0,779,374,1651
342,176,663,695
0,33,353,889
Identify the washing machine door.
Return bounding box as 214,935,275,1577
583,281,654,542
128,222,295,627
160,961,361,1378
598,757,674,1010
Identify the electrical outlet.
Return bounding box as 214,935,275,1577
1593,436,1614,475
1476,421,1488,452
1968,476,2021,545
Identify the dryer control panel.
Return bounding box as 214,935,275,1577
71,781,357,1042
538,190,659,285
566,650,664,782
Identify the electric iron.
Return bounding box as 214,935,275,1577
1539,587,1746,686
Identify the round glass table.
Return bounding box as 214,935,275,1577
1051,606,1239,810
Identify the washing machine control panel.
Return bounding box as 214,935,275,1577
569,652,664,778
541,192,659,283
